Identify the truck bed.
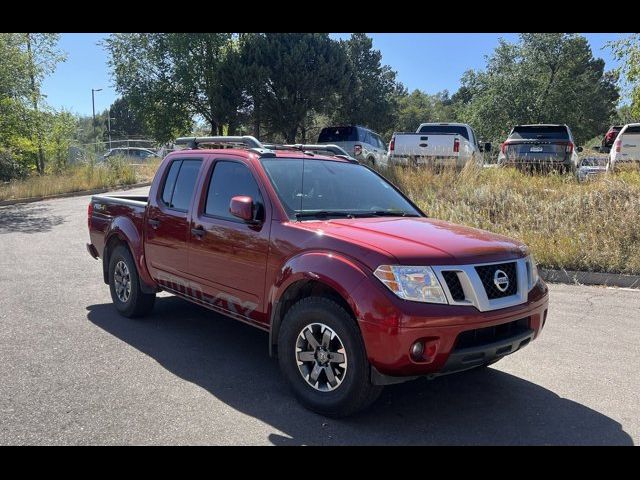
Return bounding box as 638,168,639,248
89,194,149,258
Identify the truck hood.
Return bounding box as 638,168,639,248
292,217,528,268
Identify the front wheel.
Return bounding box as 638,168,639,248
277,297,383,417
108,244,155,318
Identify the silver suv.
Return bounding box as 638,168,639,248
318,125,388,167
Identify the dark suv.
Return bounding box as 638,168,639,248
497,124,582,172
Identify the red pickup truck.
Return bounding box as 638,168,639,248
87,136,549,417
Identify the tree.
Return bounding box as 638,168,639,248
331,33,404,136
393,89,457,135
458,33,619,144
240,33,349,143
25,33,66,173
105,33,243,142
609,34,640,119
0,33,65,175
105,96,150,140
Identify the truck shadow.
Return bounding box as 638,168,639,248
86,297,633,445
0,204,65,234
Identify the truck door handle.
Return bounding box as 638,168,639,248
191,225,206,238
148,218,160,229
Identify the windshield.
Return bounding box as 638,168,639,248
261,158,422,220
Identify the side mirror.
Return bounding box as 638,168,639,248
484,142,492,153
576,146,583,153
229,195,257,223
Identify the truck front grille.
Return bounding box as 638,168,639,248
475,261,518,299
441,271,465,301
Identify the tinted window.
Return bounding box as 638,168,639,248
206,161,263,219
168,160,202,211
509,126,569,140
624,125,640,134
318,126,357,143
261,158,420,218
418,124,470,140
161,160,181,205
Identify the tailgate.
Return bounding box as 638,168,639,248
503,140,569,161
392,134,460,157
618,133,640,159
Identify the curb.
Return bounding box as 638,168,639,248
540,268,640,289
0,182,152,207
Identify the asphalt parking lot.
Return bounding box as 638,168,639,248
1,187,638,445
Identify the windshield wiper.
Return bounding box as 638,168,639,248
368,210,421,217
294,210,356,219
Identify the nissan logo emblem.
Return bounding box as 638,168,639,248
493,269,510,292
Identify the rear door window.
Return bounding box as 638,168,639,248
623,125,640,134
161,160,182,206
162,159,202,211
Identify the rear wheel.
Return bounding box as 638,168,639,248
108,244,155,318
278,297,383,417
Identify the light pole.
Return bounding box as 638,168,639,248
91,88,102,153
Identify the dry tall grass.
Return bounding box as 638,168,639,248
0,158,160,202
383,163,640,275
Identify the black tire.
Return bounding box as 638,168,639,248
108,244,155,318
365,157,375,167
277,297,383,417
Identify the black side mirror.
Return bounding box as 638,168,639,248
484,142,492,153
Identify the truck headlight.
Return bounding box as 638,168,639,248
374,265,448,304
528,254,539,289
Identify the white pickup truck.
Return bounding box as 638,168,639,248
608,123,640,171
388,123,490,167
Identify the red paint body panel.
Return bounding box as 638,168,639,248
87,147,549,378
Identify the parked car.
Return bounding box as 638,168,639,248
576,156,607,182
87,135,549,417
608,123,640,172
102,147,158,162
317,125,388,167
600,125,624,153
388,123,489,168
497,124,582,173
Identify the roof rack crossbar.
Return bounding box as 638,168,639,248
262,143,358,162
175,136,263,149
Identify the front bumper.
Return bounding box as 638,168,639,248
355,279,549,378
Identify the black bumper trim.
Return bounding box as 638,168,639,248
439,328,534,375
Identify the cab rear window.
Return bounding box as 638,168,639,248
417,125,469,140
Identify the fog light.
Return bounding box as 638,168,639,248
410,341,424,360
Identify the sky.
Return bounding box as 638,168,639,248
41,33,628,117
